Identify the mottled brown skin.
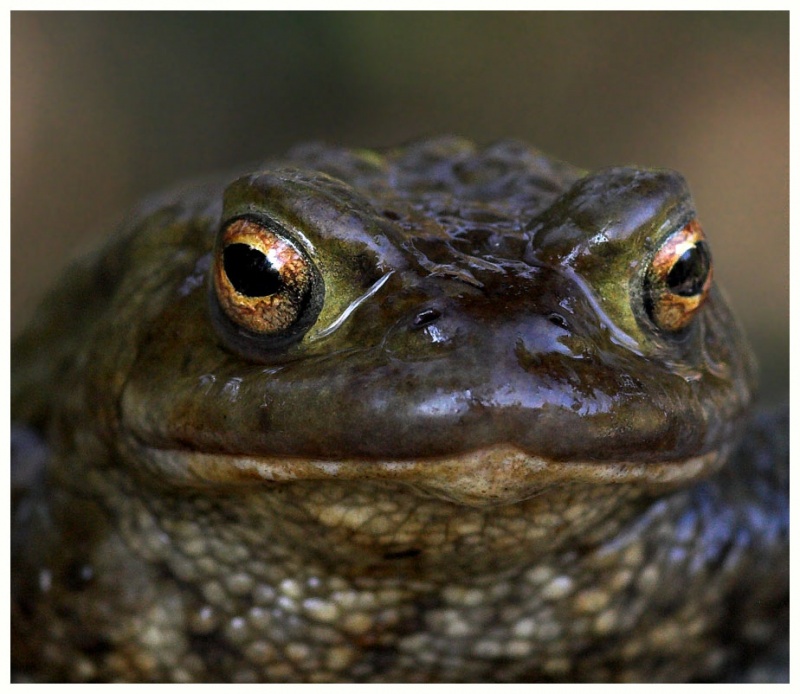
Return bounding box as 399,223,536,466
11,137,788,682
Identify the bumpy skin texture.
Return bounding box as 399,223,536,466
11,137,788,682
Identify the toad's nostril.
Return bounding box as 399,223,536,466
547,313,569,330
412,308,442,329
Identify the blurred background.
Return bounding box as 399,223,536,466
11,12,788,402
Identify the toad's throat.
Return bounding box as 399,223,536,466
132,441,726,507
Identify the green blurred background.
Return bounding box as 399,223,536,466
11,12,788,401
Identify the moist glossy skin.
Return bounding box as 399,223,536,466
11,137,788,682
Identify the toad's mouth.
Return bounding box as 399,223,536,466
127,439,726,507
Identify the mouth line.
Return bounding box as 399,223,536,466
131,440,725,506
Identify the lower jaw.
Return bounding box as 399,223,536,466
135,440,726,508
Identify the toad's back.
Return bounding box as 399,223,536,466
11,137,788,682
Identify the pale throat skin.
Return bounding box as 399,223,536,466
11,137,787,682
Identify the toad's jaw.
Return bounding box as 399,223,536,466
130,441,727,507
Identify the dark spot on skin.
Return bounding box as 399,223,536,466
64,562,95,591
11,426,49,501
13,590,35,619
523,172,562,193
359,645,401,674
189,630,233,672
383,548,422,560
181,350,193,373
355,253,384,288
411,308,442,329
77,635,113,659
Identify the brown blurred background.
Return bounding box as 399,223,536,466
11,12,788,402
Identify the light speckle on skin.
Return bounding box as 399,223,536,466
276,596,298,613
648,621,682,647
525,565,554,585
268,662,294,680
435,609,473,638
225,572,255,596
507,639,533,657
623,542,645,567
189,605,218,634
225,543,251,564
365,514,395,534
332,590,359,610
245,640,277,666
140,623,167,648
442,585,485,606
609,568,634,591
537,619,563,642
249,581,273,601
279,578,303,600
201,580,227,605
285,642,312,662
317,505,346,528
326,645,357,672
542,657,571,674
512,618,536,638
451,515,483,536
38,568,52,592
541,575,574,600
474,639,503,658
535,513,562,528
637,565,660,592
341,612,373,636
195,556,218,577
303,597,339,623
684,617,706,638
172,668,194,683
489,582,512,600
399,633,429,653
221,377,242,400
314,462,342,476
75,658,97,681
224,616,250,644
593,609,619,634
247,606,271,630
233,666,258,683
574,588,611,613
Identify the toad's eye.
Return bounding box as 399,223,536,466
212,217,322,342
644,219,713,332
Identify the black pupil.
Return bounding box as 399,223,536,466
223,243,283,297
666,242,710,297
